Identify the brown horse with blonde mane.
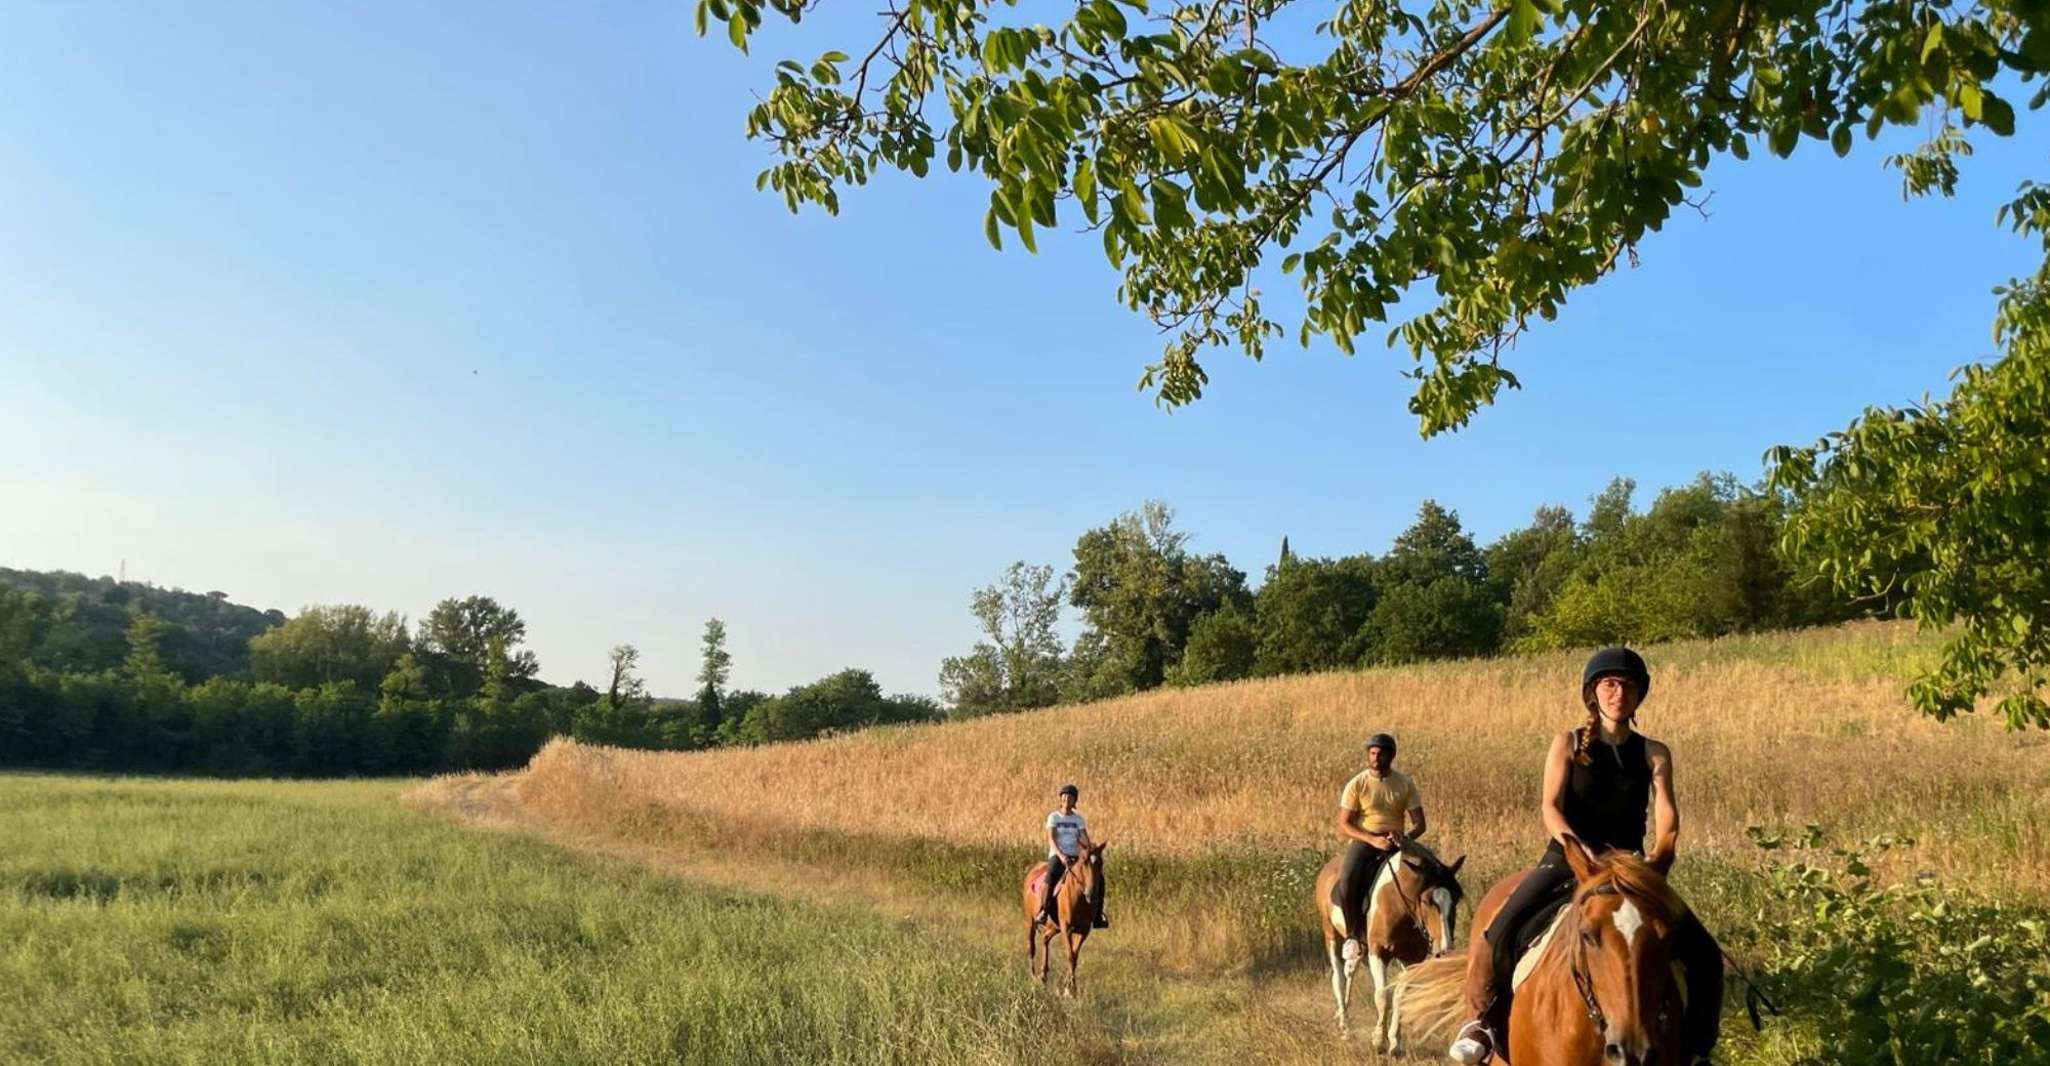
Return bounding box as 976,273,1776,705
1021,841,1106,996
1401,837,1691,1065
1313,839,1465,1050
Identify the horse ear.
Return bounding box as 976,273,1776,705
1560,835,1600,882
1448,854,1466,875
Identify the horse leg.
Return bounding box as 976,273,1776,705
1063,931,1082,997
1326,937,1350,1039
1366,954,1392,1053
1036,925,1057,985
1025,917,1037,975
1378,958,1407,1055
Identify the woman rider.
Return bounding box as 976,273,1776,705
1448,647,1723,1066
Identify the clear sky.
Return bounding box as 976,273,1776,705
1,3,2038,697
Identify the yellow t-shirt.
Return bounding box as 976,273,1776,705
1338,769,1420,834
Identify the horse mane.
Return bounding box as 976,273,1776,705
1396,839,1441,864
1574,850,1688,920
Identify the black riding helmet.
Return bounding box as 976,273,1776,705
1058,783,1079,799
1364,733,1397,757
1581,646,1651,711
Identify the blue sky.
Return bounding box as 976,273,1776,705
1,3,2038,697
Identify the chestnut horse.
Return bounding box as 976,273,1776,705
1313,841,1465,1050
1400,841,1690,1065
1021,842,1106,996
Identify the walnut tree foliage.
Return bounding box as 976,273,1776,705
701,0,2050,727
701,0,2041,425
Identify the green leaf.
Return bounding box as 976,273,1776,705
1831,125,1852,158
727,12,748,53
1921,23,1944,64
1507,0,1539,43
1119,180,1149,223
1075,158,1099,224
1092,0,1127,39
984,208,1003,250
2022,28,2050,69
1769,123,1798,158
693,0,709,37
1280,253,1302,274
1147,117,1193,164
1958,82,1984,121
1981,94,2015,137
818,50,848,63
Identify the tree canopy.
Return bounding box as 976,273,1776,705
705,0,2049,724
702,0,2042,426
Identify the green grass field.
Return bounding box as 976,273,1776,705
0,775,1115,1066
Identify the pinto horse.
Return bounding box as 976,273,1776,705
1313,840,1465,1050
1021,842,1106,996
1401,839,1691,1065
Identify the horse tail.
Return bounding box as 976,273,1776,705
1396,953,1470,1043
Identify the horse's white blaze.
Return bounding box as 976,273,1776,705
1612,898,1645,949
1430,887,1455,953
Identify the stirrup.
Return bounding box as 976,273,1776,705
1448,1020,1493,1065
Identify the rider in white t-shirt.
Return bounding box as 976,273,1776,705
1038,783,1109,928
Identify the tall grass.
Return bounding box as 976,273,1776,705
403,621,2050,1065
504,621,2047,899
0,775,1116,1066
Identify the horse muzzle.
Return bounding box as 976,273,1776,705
1602,1041,1656,1066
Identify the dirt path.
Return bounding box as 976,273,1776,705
411,774,1426,1066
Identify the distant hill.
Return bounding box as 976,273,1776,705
0,567,285,681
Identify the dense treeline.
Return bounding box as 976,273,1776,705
0,578,937,776
0,568,285,680
0,468,1870,770
941,473,1867,715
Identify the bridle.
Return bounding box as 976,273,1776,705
1564,882,1662,1035
1387,852,1458,950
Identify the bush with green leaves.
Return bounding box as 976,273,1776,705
1748,825,2050,1064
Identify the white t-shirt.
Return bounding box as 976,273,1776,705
1046,810,1087,858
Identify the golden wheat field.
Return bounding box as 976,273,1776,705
411,621,2050,1065
489,621,2046,898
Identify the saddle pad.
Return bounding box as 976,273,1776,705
1512,907,1569,991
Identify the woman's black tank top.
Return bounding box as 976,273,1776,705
1564,731,1651,852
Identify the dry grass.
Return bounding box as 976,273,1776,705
406,621,2049,1065
504,621,2049,898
